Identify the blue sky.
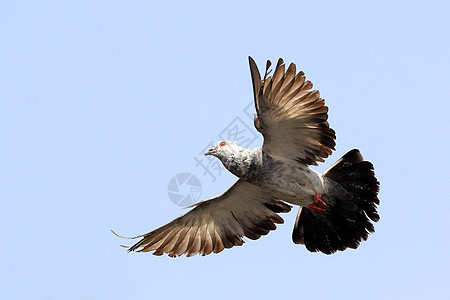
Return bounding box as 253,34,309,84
1,1,449,299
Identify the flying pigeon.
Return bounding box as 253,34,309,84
113,57,380,257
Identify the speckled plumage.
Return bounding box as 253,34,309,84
207,142,331,204
115,57,380,256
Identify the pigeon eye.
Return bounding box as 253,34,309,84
220,142,226,147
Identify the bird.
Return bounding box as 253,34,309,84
113,57,380,257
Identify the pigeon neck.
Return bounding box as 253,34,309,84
221,147,261,179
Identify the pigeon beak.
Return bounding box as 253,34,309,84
205,148,215,156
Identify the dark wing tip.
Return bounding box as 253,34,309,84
249,56,262,102
277,57,284,64
248,56,259,75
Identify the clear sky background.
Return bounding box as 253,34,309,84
1,1,449,299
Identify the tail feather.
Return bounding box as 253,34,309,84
293,149,380,254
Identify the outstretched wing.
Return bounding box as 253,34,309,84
249,57,336,165
116,180,291,257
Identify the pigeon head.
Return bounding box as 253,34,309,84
205,140,256,178
205,140,238,158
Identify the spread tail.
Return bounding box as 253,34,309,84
293,149,380,254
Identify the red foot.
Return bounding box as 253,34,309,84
308,192,328,212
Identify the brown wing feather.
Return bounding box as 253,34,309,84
118,180,291,257
248,56,336,165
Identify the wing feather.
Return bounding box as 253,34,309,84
117,180,291,257
249,56,336,165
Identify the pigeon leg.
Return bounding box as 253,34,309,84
307,192,328,212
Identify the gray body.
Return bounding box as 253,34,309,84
210,141,350,207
